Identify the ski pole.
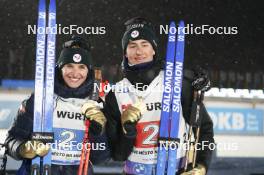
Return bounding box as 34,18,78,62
78,68,102,175
184,90,205,171
83,131,91,175
184,90,200,171
78,120,91,175
184,122,193,171
192,91,204,169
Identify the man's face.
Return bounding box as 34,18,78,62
125,39,155,65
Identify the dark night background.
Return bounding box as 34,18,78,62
0,0,263,89
0,1,264,175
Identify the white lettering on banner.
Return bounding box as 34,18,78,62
218,112,231,130
209,110,261,133
247,114,258,131
232,112,244,130
210,112,245,130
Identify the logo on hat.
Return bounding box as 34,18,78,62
73,54,82,63
131,30,139,38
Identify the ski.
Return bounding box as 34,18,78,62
32,0,56,175
156,20,185,175
31,0,47,174
156,21,177,175
42,0,56,173
167,20,185,175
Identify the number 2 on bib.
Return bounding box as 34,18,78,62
135,121,160,148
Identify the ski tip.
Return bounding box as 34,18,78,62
178,20,185,27
49,0,56,9
38,0,46,10
169,21,176,28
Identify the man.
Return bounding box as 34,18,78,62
103,17,214,175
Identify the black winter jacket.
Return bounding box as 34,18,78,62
5,69,110,175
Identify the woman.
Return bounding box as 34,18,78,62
5,36,109,175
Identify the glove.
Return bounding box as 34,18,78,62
81,101,106,135
121,99,146,135
19,140,50,159
192,66,210,92
180,164,206,175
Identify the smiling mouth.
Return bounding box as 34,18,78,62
69,77,80,82
135,57,145,61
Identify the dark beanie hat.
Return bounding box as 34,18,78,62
122,17,158,55
57,47,92,69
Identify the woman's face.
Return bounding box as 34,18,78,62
61,63,88,88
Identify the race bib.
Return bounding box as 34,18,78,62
52,127,84,165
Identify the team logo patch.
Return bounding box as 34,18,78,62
73,54,82,63
131,30,139,38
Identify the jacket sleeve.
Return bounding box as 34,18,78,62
103,91,135,161
182,70,215,170
5,94,34,160
89,131,111,164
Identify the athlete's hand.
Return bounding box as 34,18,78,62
180,164,206,175
19,140,50,159
121,99,146,135
192,66,210,92
81,101,106,135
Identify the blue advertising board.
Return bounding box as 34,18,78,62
0,101,21,129
207,108,263,135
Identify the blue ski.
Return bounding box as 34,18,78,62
32,0,47,174
167,20,185,175
42,0,56,174
156,21,177,175
156,20,185,175
32,0,56,174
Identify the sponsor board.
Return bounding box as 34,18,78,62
207,108,263,135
